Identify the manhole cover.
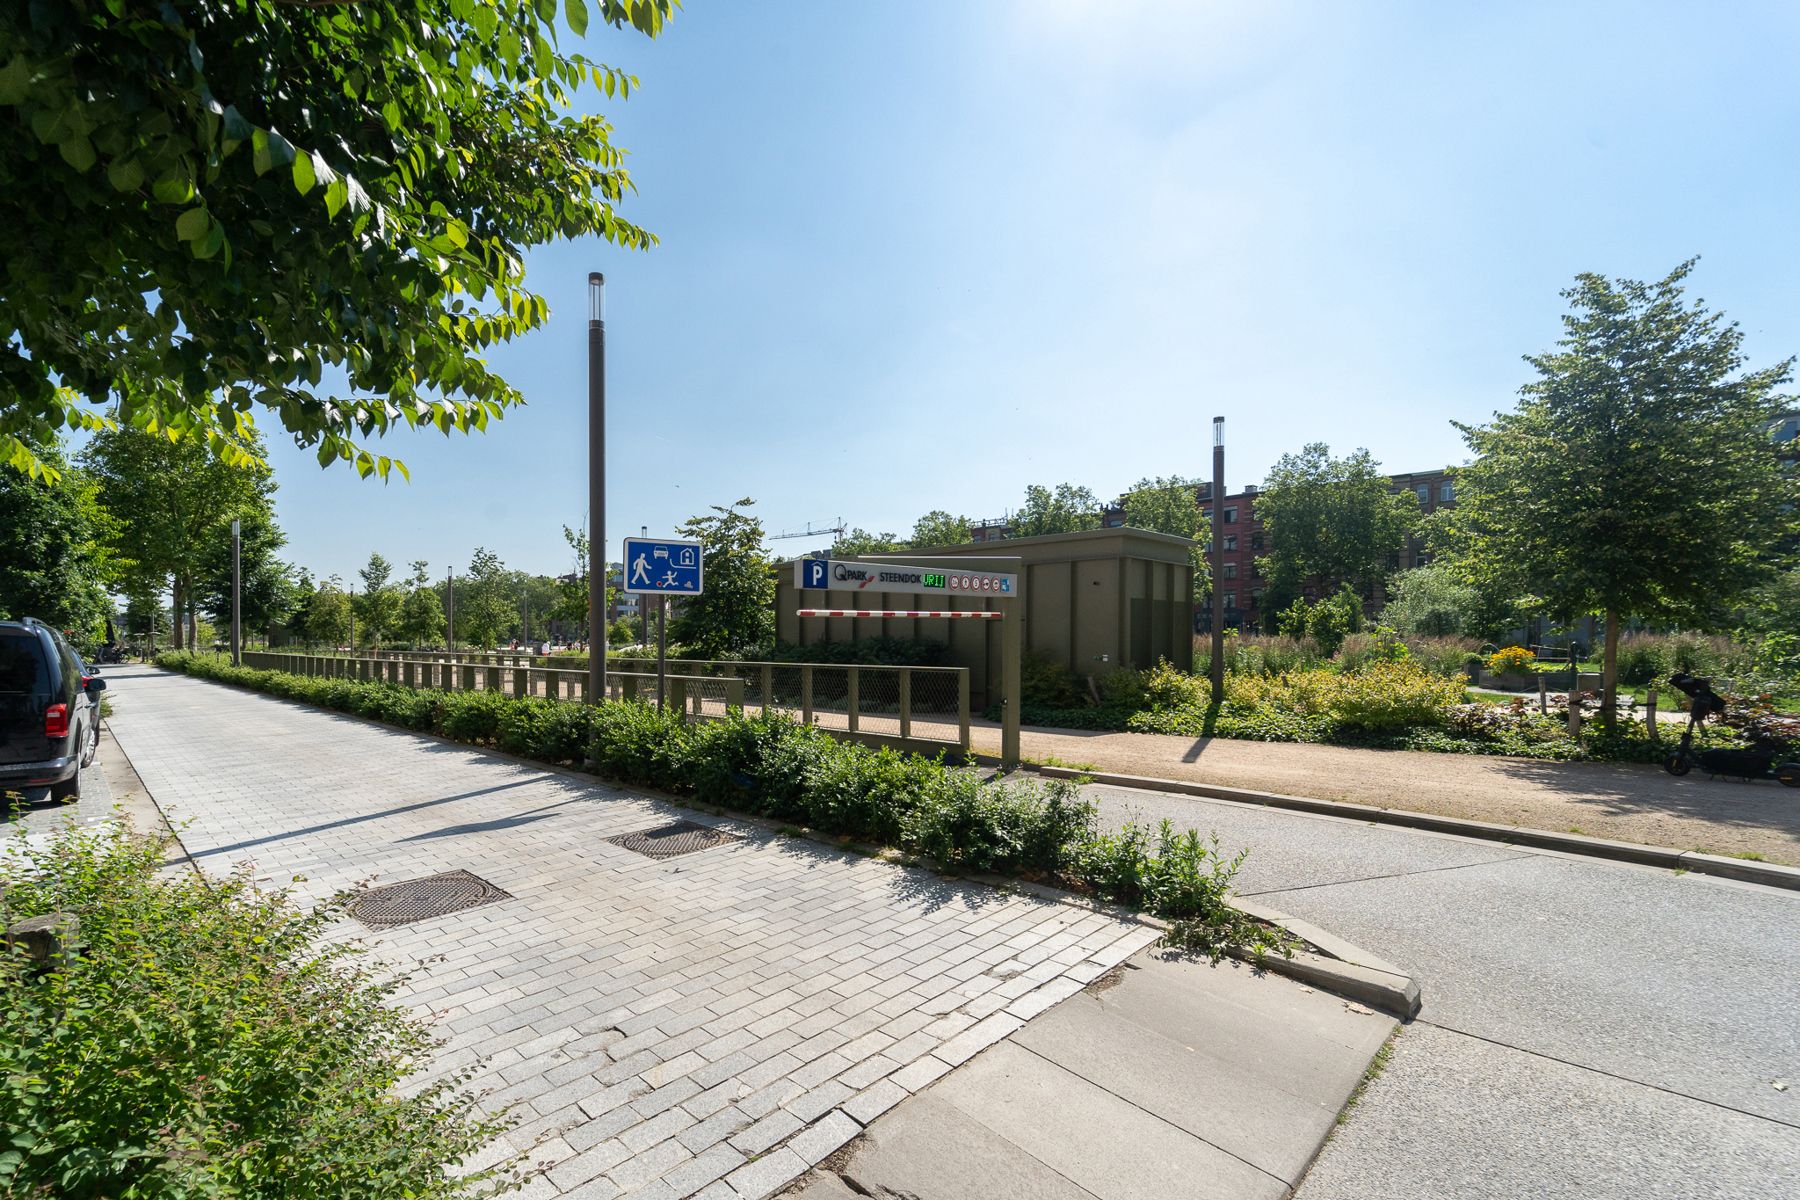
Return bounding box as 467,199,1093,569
606,820,740,860
350,869,511,929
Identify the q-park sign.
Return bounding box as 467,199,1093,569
796,558,1017,597
623,537,705,596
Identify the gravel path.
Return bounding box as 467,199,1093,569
967,722,1800,865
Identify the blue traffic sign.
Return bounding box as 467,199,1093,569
800,558,829,590
623,537,705,596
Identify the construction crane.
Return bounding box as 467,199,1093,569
771,519,847,542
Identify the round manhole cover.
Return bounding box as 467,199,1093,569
350,869,511,929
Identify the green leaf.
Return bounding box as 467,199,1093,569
106,158,146,192
471,6,497,39
58,136,97,172
324,178,347,218
194,221,225,260
251,129,272,175
292,152,317,195
175,207,210,242
566,0,589,36
151,173,193,204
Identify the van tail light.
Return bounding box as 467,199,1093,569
45,703,69,739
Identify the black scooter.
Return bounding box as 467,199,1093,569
1662,673,1800,785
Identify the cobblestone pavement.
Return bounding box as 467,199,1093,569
104,666,1160,1200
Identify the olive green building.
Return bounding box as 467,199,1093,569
777,527,1196,706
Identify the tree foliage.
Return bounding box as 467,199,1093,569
909,510,972,548
1123,475,1206,578
834,528,903,556
1012,484,1101,539
79,425,276,649
671,498,774,658
0,0,675,480
398,561,447,648
353,553,403,646
1379,563,1518,641
0,440,114,638
1256,444,1417,610
296,578,351,648
193,502,295,641
1433,261,1797,721
457,547,515,649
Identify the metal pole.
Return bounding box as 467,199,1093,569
1000,596,1021,767
230,518,241,666
446,567,455,651
1209,416,1226,699
656,595,667,709
587,271,607,704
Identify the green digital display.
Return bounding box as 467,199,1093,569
921,573,946,588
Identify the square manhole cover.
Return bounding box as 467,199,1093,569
606,820,740,860
350,869,511,929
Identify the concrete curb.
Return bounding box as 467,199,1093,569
987,758,1800,893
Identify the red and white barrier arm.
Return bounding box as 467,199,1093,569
795,609,1004,620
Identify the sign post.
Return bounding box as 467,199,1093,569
623,536,705,710
794,558,1022,768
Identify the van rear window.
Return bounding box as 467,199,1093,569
0,632,50,694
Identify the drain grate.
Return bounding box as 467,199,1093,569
350,869,511,929
606,820,740,860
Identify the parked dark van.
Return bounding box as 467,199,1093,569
0,618,103,801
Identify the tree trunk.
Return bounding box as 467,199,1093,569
1600,609,1620,730
170,579,185,651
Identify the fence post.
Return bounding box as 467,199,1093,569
847,666,860,734
802,665,814,725
899,668,912,741
403,661,416,689
1645,686,1658,738
513,667,528,698
1538,671,1548,716
670,678,687,720
1567,690,1582,738
760,664,773,711
958,669,971,753
727,677,745,714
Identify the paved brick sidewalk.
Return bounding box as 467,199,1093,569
105,667,1159,1200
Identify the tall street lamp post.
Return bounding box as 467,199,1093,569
230,518,241,666
587,272,606,704
1209,416,1226,698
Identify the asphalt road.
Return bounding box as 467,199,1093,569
1083,783,1800,1198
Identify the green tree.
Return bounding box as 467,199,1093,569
458,548,515,649
552,525,591,638
908,510,972,548
1434,261,1797,724
353,553,404,647
80,426,275,649
0,440,114,638
1256,444,1418,613
398,561,447,649
671,498,774,658
1379,563,1519,641
1123,475,1207,577
835,528,902,556
194,505,295,644
297,580,351,649
0,0,675,481
1012,484,1101,538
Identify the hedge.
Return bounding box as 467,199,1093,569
153,653,1289,959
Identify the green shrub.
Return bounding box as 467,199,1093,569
1403,635,1483,678
1335,627,1411,672
1018,648,1083,707
1325,662,1465,731
1224,634,1324,676
0,818,512,1198
773,636,955,667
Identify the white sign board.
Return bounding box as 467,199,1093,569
794,558,1017,597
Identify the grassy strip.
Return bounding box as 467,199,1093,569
153,653,1292,962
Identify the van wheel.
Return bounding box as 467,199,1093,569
50,765,81,803
80,719,99,768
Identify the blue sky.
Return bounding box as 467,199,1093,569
268,0,1800,583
